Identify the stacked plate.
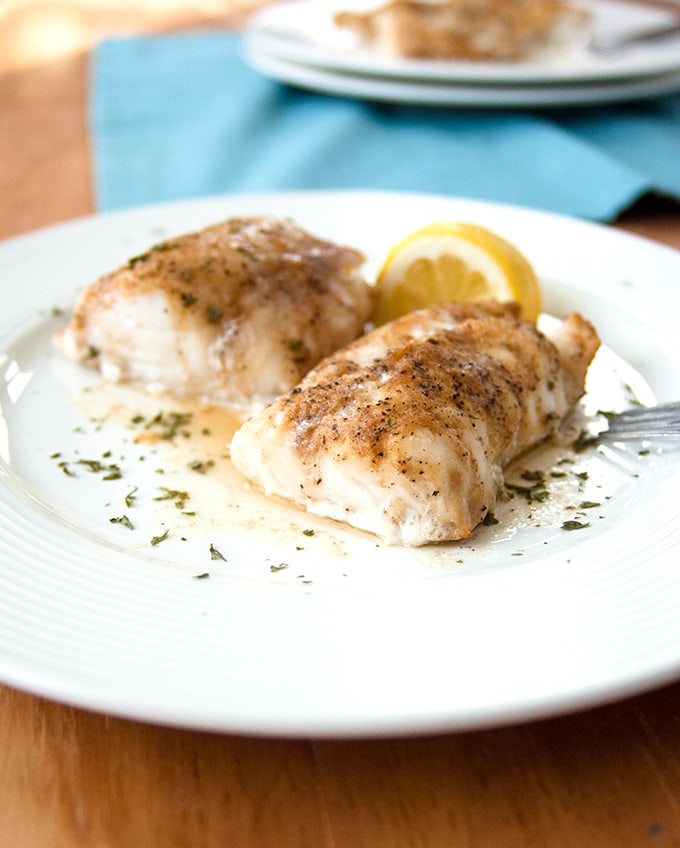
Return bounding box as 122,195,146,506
243,0,680,108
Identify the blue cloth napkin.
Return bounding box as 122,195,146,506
90,31,680,221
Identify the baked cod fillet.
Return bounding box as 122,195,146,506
230,302,600,546
334,0,587,61
56,217,371,411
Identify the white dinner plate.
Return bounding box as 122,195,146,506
244,43,680,108
245,0,680,85
2,190,680,738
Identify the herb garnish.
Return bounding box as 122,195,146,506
573,430,597,452
109,515,134,530
188,459,215,474
209,544,226,561
236,245,258,261
150,529,170,546
128,241,182,268
132,410,193,441
521,470,545,483
154,487,190,510
74,458,122,480
505,481,549,504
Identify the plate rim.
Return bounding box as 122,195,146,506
242,43,680,108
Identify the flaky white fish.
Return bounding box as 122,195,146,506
56,216,371,411
230,301,600,546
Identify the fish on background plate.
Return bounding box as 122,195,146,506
231,301,600,546
333,0,588,61
55,216,372,412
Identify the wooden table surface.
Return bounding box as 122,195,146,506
2,4,680,847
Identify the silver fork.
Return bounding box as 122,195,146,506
597,401,680,442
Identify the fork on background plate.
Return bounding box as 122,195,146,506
587,20,680,55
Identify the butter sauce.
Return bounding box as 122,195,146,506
58,333,657,588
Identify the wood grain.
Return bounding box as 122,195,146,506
2,4,680,847
0,54,91,240
3,682,680,846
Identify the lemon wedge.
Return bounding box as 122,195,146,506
373,221,542,325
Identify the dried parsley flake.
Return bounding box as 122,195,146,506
109,515,134,530
150,529,170,546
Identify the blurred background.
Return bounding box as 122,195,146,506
2,0,679,243
0,0,262,72
3,0,679,72
0,0,260,238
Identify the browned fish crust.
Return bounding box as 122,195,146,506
231,302,600,545
57,217,372,408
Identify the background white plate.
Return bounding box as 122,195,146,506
245,0,680,84
244,43,680,107
2,190,680,738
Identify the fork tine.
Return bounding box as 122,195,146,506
600,401,680,440
600,427,680,440
606,415,680,431
599,428,680,441
604,401,680,422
